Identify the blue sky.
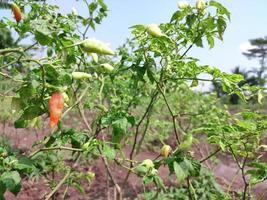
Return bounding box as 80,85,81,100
2,0,267,73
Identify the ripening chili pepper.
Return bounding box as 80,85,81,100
72,72,92,80
49,92,64,128
81,38,115,55
100,63,114,72
11,2,22,23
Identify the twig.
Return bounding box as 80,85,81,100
241,152,249,200
123,90,159,185
0,48,24,55
98,147,122,200
0,71,24,82
44,154,81,200
200,147,221,163
259,187,267,200
227,168,240,195
156,82,180,144
186,177,193,200
230,145,249,200
61,85,90,119
135,105,152,155
29,146,82,158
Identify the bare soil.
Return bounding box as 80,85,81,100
2,121,267,200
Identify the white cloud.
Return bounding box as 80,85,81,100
239,42,255,53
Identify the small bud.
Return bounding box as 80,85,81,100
71,7,78,16
62,92,69,103
178,1,190,9
86,171,95,179
196,0,205,10
146,24,164,37
160,145,172,158
100,63,114,72
141,159,154,169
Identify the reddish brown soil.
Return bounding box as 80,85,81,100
2,121,267,200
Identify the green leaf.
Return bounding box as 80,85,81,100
14,118,28,128
170,10,186,22
11,97,25,113
112,117,128,144
0,181,6,200
195,37,203,47
15,157,35,172
21,105,45,120
1,171,21,196
35,31,51,46
217,17,227,40
173,161,187,182
207,35,215,49
103,145,116,160
210,0,231,20
154,176,166,190
89,2,98,14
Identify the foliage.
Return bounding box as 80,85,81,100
212,66,261,104
138,168,232,200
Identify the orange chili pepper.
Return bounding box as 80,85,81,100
11,2,22,23
49,92,64,128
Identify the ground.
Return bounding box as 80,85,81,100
2,121,267,200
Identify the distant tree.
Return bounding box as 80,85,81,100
243,36,267,86
0,1,15,48
212,66,258,104
0,26,14,49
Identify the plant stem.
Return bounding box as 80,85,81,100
123,90,158,185
44,154,81,200
0,48,24,55
135,104,153,155
200,147,221,163
98,147,122,200
29,146,82,157
156,82,180,144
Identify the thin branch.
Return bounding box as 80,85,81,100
46,170,71,200
156,82,180,144
227,168,240,195
29,146,82,158
200,147,221,163
241,151,249,200
123,90,159,185
0,71,24,82
61,85,90,119
186,177,194,200
44,154,81,200
169,77,215,82
0,48,24,55
98,147,122,200
135,105,152,155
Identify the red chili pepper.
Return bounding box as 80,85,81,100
11,2,22,23
49,92,64,128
